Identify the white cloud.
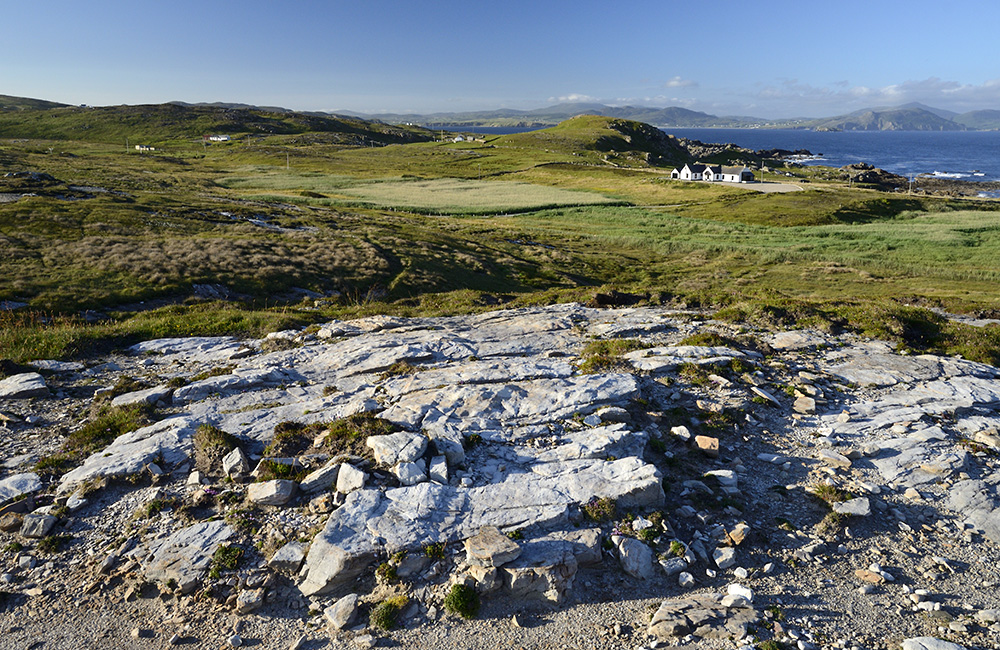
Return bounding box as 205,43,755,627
664,76,698,89
548,93,598,103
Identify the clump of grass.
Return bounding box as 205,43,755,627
423,542,446,560
189,365,234,382
322,412,400,457
135,497,179,520
34,452,75,476
637,527,658,543
376,562,399,584
37,534,73,554
225,507,263,535
815,511,846,538
582,496,617,523
253,458,306,482
193,423,238,475
3,542,24,554
380,360,418,379
263,421,319,457
65,403,154,454
668,540,685,557
677,331,740,348
443,583,480,619
208,544,243,579
505,529,524,540
94,376,149,403
369,595,408,630
810,484,852,505
463,433,483,450
577,338,651,374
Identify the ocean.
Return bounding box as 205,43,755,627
442,125,1000,184
663,128,1000,183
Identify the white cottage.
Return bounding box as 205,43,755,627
671,162,755,183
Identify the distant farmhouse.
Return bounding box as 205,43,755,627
671,163,755,183
134,144,155,152
208,135,231,142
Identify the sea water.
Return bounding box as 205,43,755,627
663,128,1000,183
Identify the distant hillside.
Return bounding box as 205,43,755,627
805,107,967,131
954,109,1000,130
359,103,767,128
0,94,69,112
0,102,433,144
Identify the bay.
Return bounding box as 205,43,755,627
663,128,1000,182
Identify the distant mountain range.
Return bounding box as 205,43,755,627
349,101,1000,132
3,93,1000,131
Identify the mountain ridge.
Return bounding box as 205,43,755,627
3,93,1000,130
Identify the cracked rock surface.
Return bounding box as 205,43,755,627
2,304,1000,650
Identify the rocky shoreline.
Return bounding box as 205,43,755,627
2,304,1000,650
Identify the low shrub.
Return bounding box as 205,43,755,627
369,595,408,630
443,583,480,619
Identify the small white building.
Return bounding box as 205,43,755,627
208,135,231,142
135,144,155,152
671,162,754,183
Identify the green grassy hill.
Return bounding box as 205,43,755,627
496,115,694,166
0,94,69,112
0,103,433,145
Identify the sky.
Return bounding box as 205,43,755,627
5,0,1000,119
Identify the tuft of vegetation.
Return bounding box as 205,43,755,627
369,595,409,630
810,484,853,506
136,497,179,520
577,338,651,374
423,542,446,560
263,421,319,457
322,412,400,458
2,542,24,554
677,331,741,348
224,507,263,535
208,544,243,579
443,583,480,619
193,423,239,475
37,534,73,554
376,562,399,584
380,360,419,379
582,496,617,523
64,403,154,455
253,458,306,482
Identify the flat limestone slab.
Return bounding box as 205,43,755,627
0,373,48,399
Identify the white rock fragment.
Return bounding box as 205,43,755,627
336,464,366,493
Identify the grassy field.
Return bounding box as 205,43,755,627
2,109,999,364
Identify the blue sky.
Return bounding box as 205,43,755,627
5,0,1000,118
